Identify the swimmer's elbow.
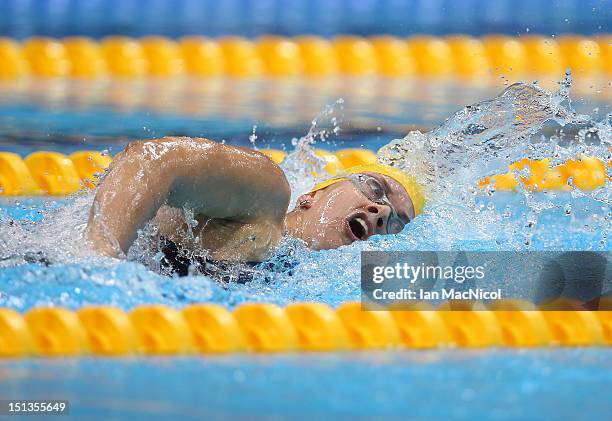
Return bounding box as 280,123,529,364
118,139,183,182
121,138,169,160
85,224,126,259
120,139,149,159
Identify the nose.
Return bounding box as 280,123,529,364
366,203,391,234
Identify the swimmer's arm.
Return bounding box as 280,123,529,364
86,137,290,257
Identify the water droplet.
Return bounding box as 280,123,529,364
249,125,258,145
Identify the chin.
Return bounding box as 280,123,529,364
299,218,355,250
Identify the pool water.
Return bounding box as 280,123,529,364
1,349,611,420
1,76,609,309
0,190,609,311
0,77,611,419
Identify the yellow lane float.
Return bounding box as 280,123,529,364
77,306,137,355
520,36,565,75
0,152,41,195
541,311,605,347
0,302,610,357
406,35,454,77
294,36,338,76
218,36,263,78
256,36,303,76
479,156,608,192
233,303,297,352
334,148,377,167
69,151,113,189
24,151,82,195
21,37,70,77
140,36,185,77
0,38,29,78
182,304,245,353
0,34,608,79
557,35,602,75
285,302,350,351
390,308,452,348
63,36,107,78
24,307,89,356
0,308,34,357
129,305,194,355
101,36,148,77
437,310,504,348
332,36,378,76
370,35,416,77
0,149,608,196
482,35,528,76
336,302,401,349
179,36,225,76
445,35,490,79
259,148,287,164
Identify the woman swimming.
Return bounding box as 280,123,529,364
86,136,424,269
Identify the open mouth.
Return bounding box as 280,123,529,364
347,214,369,240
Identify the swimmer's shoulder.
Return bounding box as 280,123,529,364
124,136,281,170
142,136,290,218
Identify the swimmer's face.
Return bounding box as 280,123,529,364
292,172,415,250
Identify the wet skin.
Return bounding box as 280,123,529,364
87,137,415,262
284,172,415,250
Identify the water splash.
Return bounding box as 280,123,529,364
378,73,610,251
0,193,97,268
0,77,609,311
280,98,345,206
379,74,608,193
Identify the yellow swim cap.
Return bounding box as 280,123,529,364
309,163,425,216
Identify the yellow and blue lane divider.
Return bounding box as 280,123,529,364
0,34,609,79
0,302,610,357
0,148,609,196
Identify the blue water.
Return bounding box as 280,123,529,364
1,190,608,311
0,0,609,38
1,350,611,420
2,80,609,310
1,79,611,419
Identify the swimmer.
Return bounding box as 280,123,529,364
86,136,424,268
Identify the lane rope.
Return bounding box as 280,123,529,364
0,35,609,79
0,149,608,196
1,302,610,357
